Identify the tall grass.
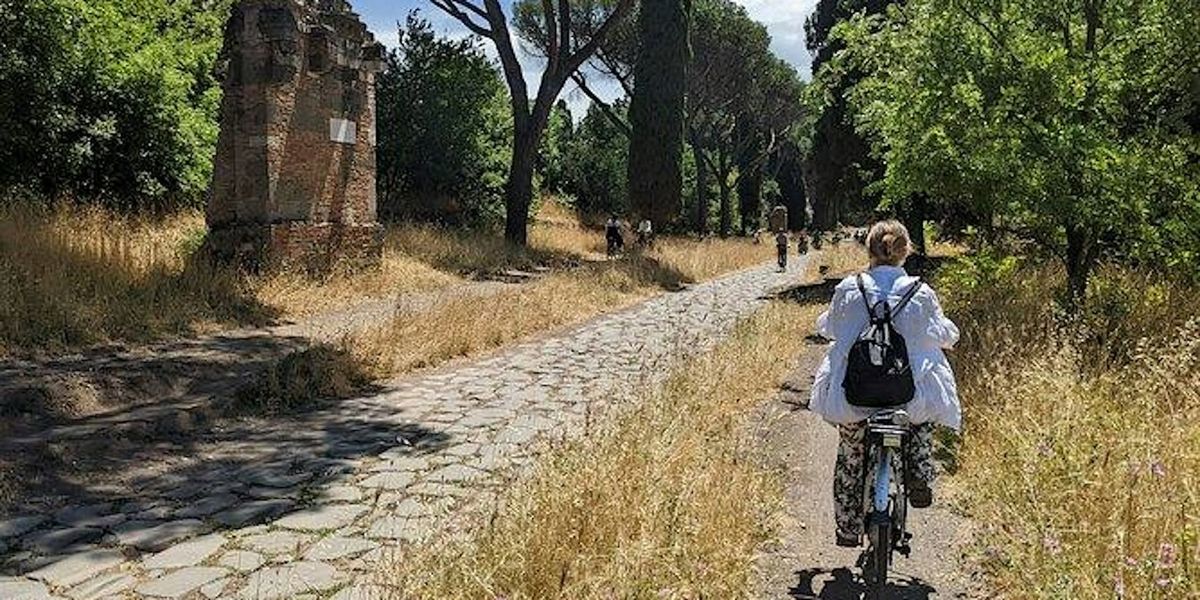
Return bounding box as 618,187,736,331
352,243,771,377
941,259,1200,598
388,302,820,598
0,200,770,356
0,204,268,353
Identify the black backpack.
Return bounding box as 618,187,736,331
842,274,924,408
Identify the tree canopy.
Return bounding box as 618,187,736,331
838,0,1200,295
376,13,509,225
0,0,232,210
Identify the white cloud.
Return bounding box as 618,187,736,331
732,0,819,79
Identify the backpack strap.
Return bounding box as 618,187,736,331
892,277,924,316
856,274,875,320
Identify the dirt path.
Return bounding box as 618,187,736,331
753,340,983,599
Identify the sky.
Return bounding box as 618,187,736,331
350,0,820,116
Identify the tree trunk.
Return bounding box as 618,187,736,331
505,126,538,245
692,139,709,234
1064,223,1095,310
777,147,807,230
626,0,691,226
901,193,928,255
718,180,732,237
737,165,763,234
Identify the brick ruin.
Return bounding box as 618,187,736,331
206,0,384,271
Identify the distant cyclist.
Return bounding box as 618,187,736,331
808,220,962,548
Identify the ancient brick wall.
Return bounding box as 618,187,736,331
207,0,384,271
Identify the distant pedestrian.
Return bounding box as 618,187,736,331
797,231,810,255
605,214,624,257
636,218,653,249
769,203,788,233
776,231,790,271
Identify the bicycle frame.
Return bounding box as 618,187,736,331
872,447,893,513
861,410,912,591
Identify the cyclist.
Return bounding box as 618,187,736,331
808,220,962,548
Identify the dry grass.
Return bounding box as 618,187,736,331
653,236,775,281
0,200,770,357
388,302,818,599
940,260,1200,598
254,228,461,317
232,343,373,415
0,203,270,354
351,248,764,377
804,242,870,281
345,201,773,378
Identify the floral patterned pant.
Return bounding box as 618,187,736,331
833,422,937,539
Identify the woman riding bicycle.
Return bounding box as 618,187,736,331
809,220,962,548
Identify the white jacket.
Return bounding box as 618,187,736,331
810,265,962,430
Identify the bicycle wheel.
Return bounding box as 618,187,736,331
866,519,891,588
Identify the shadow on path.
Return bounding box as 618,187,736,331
1,392,453,573
790,566,939,599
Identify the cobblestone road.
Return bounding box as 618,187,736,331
1,264,801,599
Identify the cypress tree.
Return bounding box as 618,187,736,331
626,0,691,226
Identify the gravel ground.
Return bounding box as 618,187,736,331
752,340,986,599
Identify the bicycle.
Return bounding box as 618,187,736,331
858,408,914,596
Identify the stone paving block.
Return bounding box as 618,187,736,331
213,499,295,527
241,469,312,489
53,504,115,528
65,571,136,600
368,454,428,471
315,485,363,503
27,548,123,589
237,561,342,599
239,531,313,555
175,493,239,519
493,426,538,445
141,533,227,570
21,526,103,555
129,506,174,522
358,472,414,490
302,536,379,562
444,442,481,457
424,463,485,484
200,577,228,599
134,566,227,599
112,519,207,552
163,482,209,501
245,486,300,500
0,577,54,600
405,482,468,498
366,517,431,543
275,504,368,532
217,550,265,573
0,516,46,539
391,498,434,518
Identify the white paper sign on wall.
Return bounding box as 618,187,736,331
329,118,357,145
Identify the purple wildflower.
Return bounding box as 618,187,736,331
1150,461,1167,478
1042,533,1062,556
1158,543,1178,569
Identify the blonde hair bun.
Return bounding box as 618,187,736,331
866,220,912,266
